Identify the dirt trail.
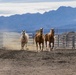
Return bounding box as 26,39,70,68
0,49,76,75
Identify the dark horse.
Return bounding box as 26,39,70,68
34,28,44,52
45,29,55,50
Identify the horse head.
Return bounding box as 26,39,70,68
39,28,43,35
50,28,54,36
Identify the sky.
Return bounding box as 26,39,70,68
0,0,76,3
0,0,76,16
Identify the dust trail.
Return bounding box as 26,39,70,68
3,32,21,50
1,32,47,51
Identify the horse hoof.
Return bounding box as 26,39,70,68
40,50,43,52
21,49,23,50
50,48,52,51
46,47,48,50
26,48,29,50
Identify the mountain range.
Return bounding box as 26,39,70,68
0,6,76,32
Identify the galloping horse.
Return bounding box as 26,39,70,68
45,28,55,50
21,30,29,50
34,28,44,52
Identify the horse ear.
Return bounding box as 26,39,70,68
23,30,25,32
51,28,54,31
41,28,43,29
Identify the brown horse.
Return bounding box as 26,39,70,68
34,28,44,52
21,30,29,50
45,29,54,50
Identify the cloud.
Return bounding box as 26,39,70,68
0,10,13,14
0,0,76,3
0,10,15,16
0,1,76,16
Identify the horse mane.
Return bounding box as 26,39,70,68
35,29,43,37
49,29,54,36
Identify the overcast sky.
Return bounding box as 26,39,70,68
0,0,76,3
0,0,76,16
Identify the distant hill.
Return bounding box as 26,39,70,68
0,6,76,32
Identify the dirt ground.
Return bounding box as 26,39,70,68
0,49,76,75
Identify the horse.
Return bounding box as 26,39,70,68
45,28,55,51
21,30,29,50
34,28,45,52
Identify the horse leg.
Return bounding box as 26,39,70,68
21,44,24,50
21,46,23,50
24,43,27,50
21,42,23,50
49,42,52,51
45,41,47,49
26,43,27,47
39,43,41,51
23,43,26,50
52,41,54,50
36,42,38,52
42,42,44,51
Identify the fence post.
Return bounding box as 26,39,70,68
63,36,65,48
58,35,59,47
72,36,75,49
66,34,68,47
32,33,34,44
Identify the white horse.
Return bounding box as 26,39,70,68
21,30,29,50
